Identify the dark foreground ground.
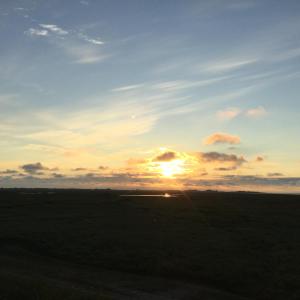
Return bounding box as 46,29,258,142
0,189,299,300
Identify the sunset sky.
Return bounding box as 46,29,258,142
0,0,300,192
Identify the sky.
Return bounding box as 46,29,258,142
0,0,300,192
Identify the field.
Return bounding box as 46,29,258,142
0,189,299,299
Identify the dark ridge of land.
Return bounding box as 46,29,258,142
0,189,299,299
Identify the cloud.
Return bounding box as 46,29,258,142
25,24,68,38
256,156,264,162
67,45,108,64
217,106,267,120
127,158,147,165
0,169,18,175
39,24,68,35
268,172,284,177
182,175,300,190
79,34,104,45
0,171,161,189
24,23,107,64
152,76,229,92
203,132,240,145
19,162,58,174
99,165,108,170
112,84,144,92
1,171,298,192
202,58,257,73
25,28,48,37
153,151,178,162
52,173,65,178
199,151,246,165
113,77,229,94
245,106,266,118
72,167,87,171
214,167,237,171
1,78,256,156
21,83,207,149
217,107,241,120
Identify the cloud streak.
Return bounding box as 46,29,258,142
201,58,257,74
24,23,108,64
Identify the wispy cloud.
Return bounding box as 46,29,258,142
112,76,231,94
66,45,108,64
217,106,267,120
200,58,257,74
217,107,241,120
80,0,89,5
112,84,144,92
39,24,68,35
24,23,107,64
25,24,68,37
152,76,231,92
79,34,104,45
245,106,267,118
25,28,48,36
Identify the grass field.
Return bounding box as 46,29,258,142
0,189,299,299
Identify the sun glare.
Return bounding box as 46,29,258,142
159,159,184,178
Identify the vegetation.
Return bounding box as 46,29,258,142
0,189,299,299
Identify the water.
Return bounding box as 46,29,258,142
120,193,177,198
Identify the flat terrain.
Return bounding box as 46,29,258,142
0,189,299,299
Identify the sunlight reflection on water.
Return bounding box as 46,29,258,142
120,193,177,198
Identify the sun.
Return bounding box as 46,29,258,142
159,159,184,178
